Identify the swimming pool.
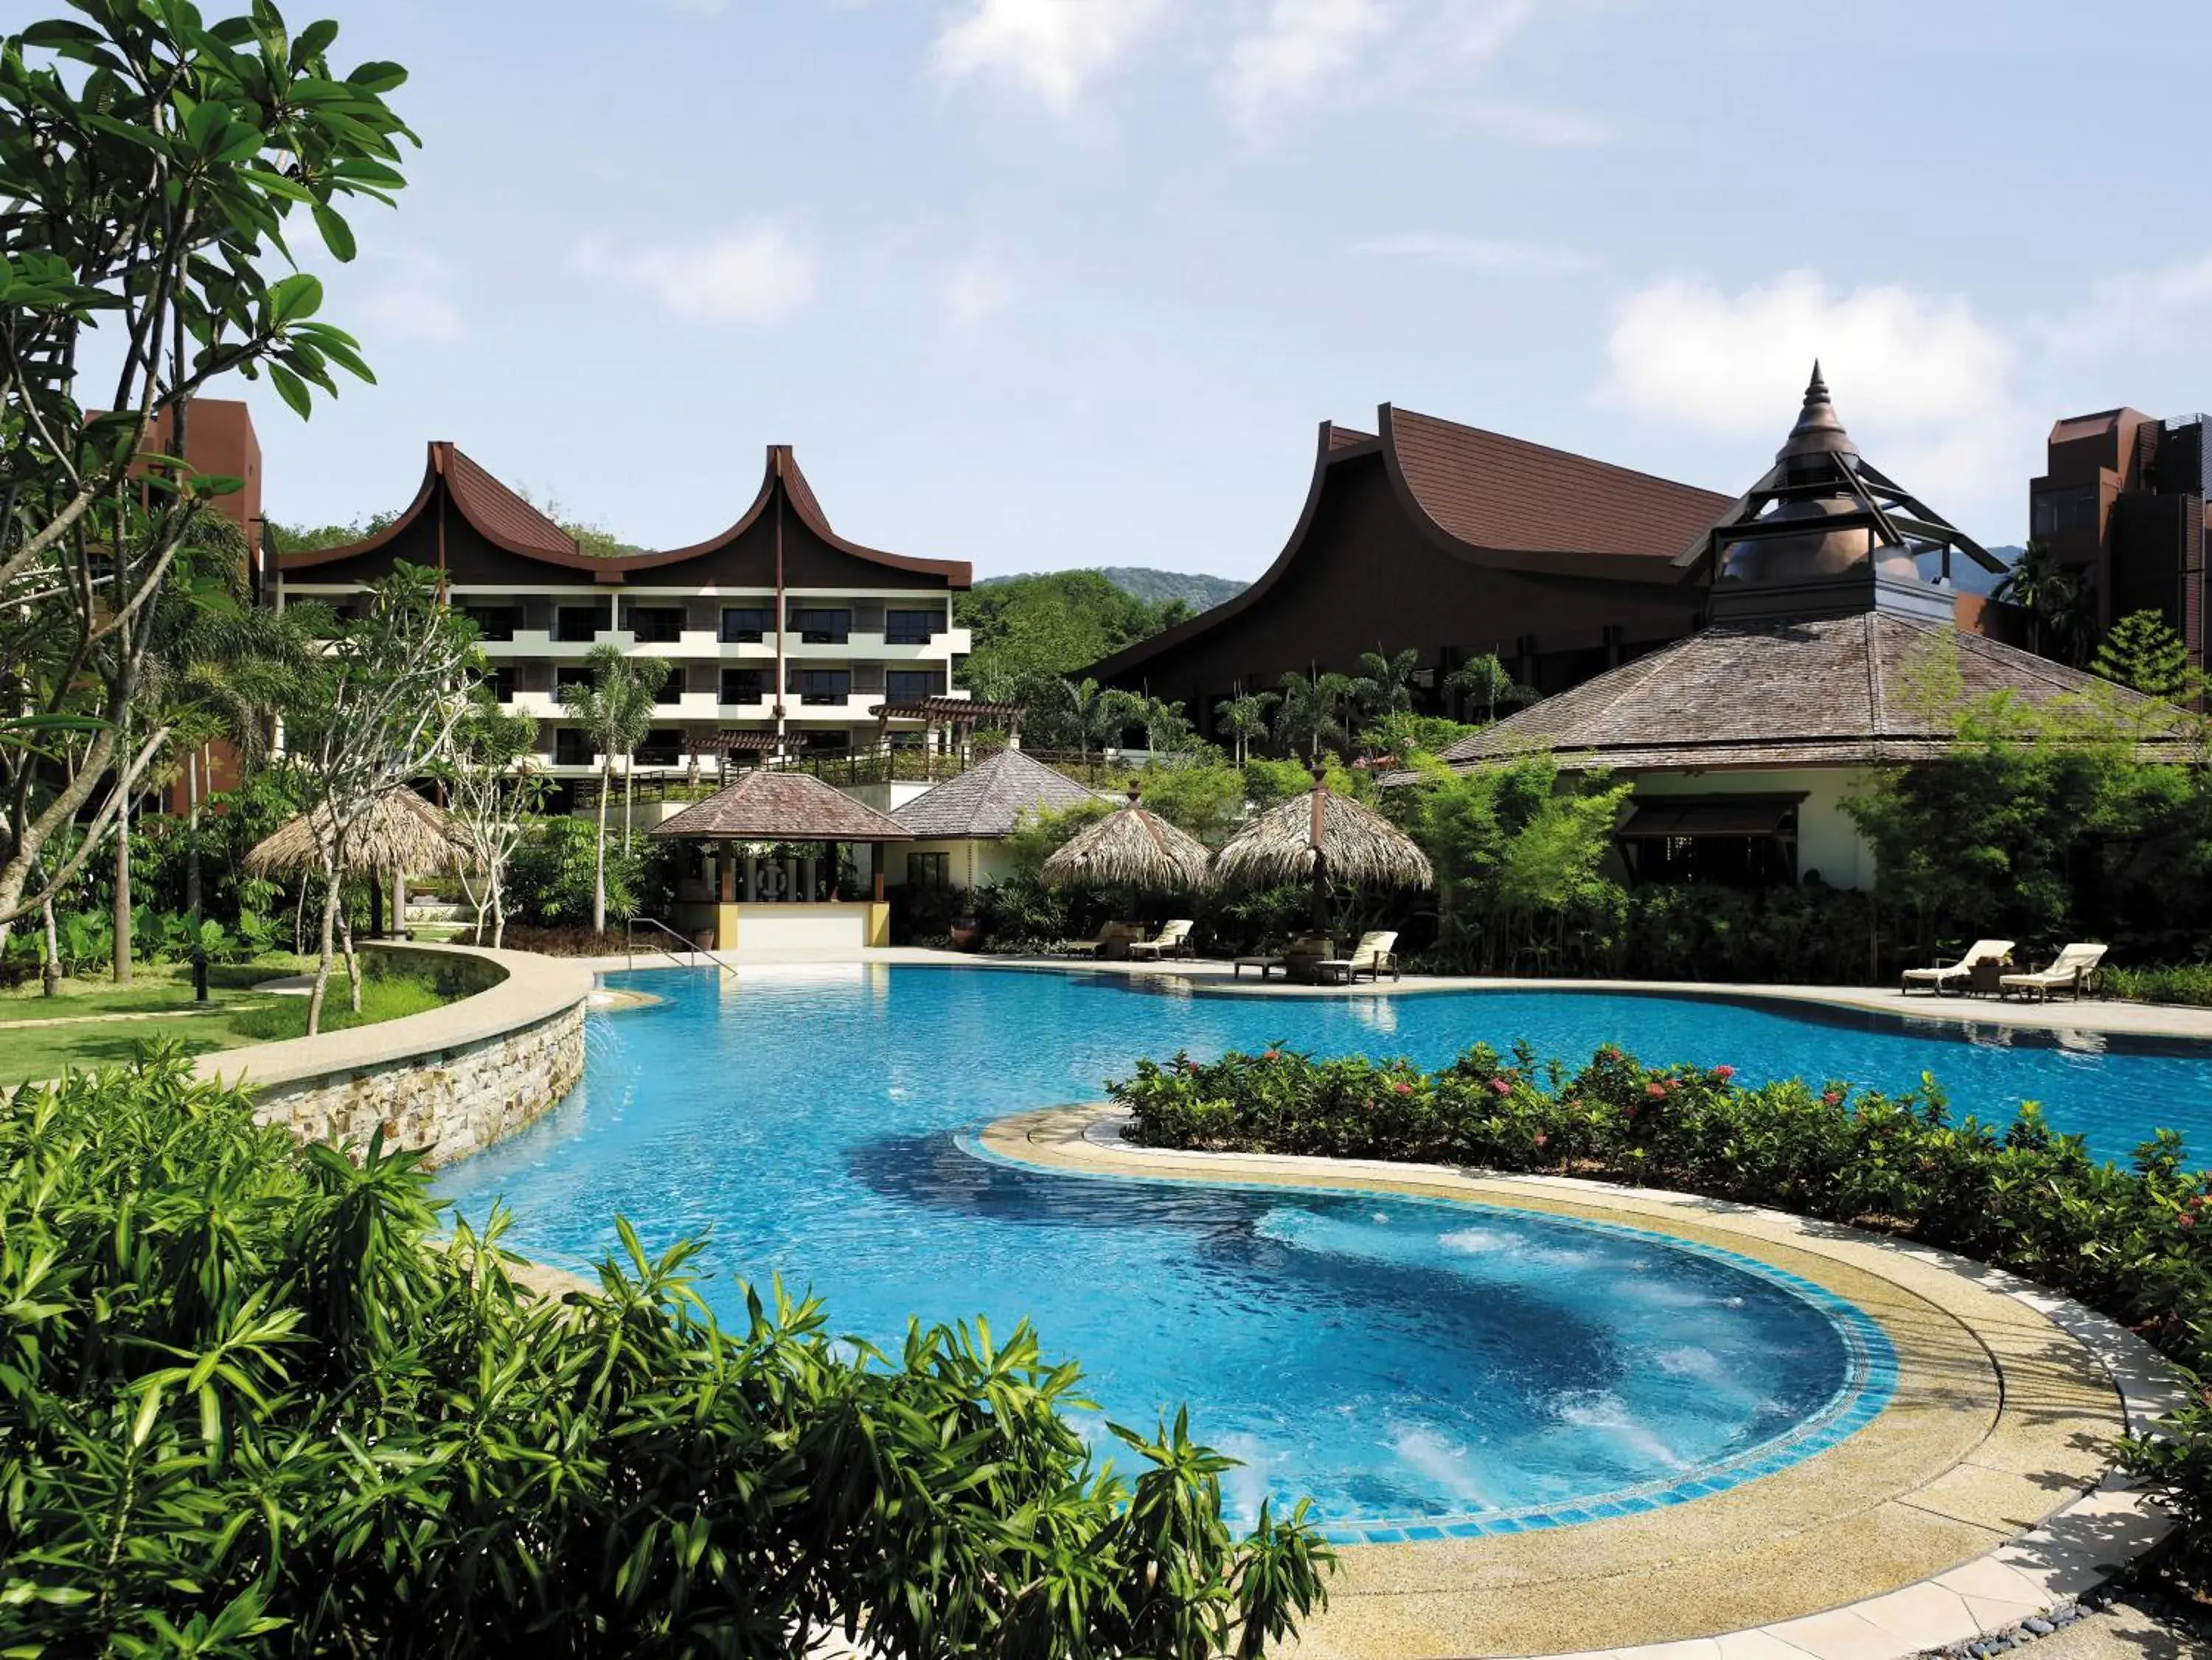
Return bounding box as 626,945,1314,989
434,966,2204,1535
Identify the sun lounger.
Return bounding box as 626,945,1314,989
1237,936,1335,980
1127,919,1195,961
1900,939,2014,997
1346,931,1401,983
1088,921,1141,960
1232,954,1281,978
1999,943,2108,1002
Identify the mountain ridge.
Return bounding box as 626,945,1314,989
977,565,1245,612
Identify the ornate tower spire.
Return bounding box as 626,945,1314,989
1776,360,1857,464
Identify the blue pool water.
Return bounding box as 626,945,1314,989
435,966,2208,1535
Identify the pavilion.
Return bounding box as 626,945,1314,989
1411,368,2185,890
650,770,909,950
889,748,1105,891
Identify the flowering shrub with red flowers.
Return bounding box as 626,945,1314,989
1113,1040,2212,1583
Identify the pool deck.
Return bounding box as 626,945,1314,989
979,1104,2185,1660
581,945,2212,1044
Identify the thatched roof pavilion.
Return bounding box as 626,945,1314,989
1042,791,1211,892
1214,778,1432,931
245,789,471,878
1214,785,1433,890
650,769,911,844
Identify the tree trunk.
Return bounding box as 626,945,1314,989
340,902,362,1014
593,761,610,935
307,862,343,1036
490,884,506,950
112,801,132,985
41,897,59,997
622,757,635,857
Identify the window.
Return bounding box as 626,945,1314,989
654,666,683,705
885,608,942,644
554,665,592,692
908,851,950,891
2031,485,2099,537
791,607,850,644
720,606,772,642
795,669,851,705
886,669,945,702
554,729,596,766
555,604,608,643
627,606,684,643
635,728,684,766
464,606,518,641
490,667,516,704
720,668,766,705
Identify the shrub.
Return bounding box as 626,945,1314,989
2102,963,2212,1008
1113,1039,2212,1585
0,1053,1329,1655
507,815,641,927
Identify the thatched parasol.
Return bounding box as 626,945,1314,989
1042,789,1211,893
246,790,473,879
1213,776,1432,930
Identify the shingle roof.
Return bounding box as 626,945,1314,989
1386,407,1733,559
1413,615,2183,775
649,770,913,842
891,750,1101,839
442,446,580,557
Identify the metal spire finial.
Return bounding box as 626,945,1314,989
1777,359,1856,462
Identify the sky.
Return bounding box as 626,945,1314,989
187,0,2212,579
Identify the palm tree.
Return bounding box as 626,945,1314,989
1273,672,1324,762
1140,696,1194,754
1352,648,1420,727
559,644,670,933
1446,652,1536,725
1213,686,1279,764
1063,677,1132,766
1313,672,1357,756
1992,540,2088,661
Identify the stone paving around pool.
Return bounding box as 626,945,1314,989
979,1104,2184,1660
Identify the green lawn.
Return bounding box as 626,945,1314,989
0,956,462,1084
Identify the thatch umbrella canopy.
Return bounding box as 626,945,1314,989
1213,778,1432,931
246,790,473,879
1042,790,1211,893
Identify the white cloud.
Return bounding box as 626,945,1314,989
942,248,1015,328
2036,251,2212,363
931,0,1166,112
572,225,815,325
1601,270,2023,519
1222,0,1392,127
354,247,465,343
1353,233,1592,273
1603,271,2012,436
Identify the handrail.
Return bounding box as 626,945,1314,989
625,915,739,976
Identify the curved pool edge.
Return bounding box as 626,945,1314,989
978,1104,2185,1660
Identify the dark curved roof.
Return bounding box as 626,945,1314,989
893,749,1102,839
1385,407,1730,561
1089,406,1727,683
279,443,970,586
1411,614,2183,775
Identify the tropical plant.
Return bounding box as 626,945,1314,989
1214,686,1279,765
437,691,544,947
1138,694,1196,754
1271,672,1326,762
557,643,670,932
1993,540,2096,663
274,565,478,1032
2093,609,2196,702
0,1,415,944
0,1052,1332,1653
1445,652,1536,726
1350,647,1419,729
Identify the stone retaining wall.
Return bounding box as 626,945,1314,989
196,944,594,1170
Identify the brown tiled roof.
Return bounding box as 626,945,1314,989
1385,407,1733,559
892,750,1102,839
1326,422,1377,452
649,770,912,842
442,445,579,557
1413,615,2184,775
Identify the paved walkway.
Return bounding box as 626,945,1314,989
577,948,2212,1043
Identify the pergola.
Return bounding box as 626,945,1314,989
870,696,1023,769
